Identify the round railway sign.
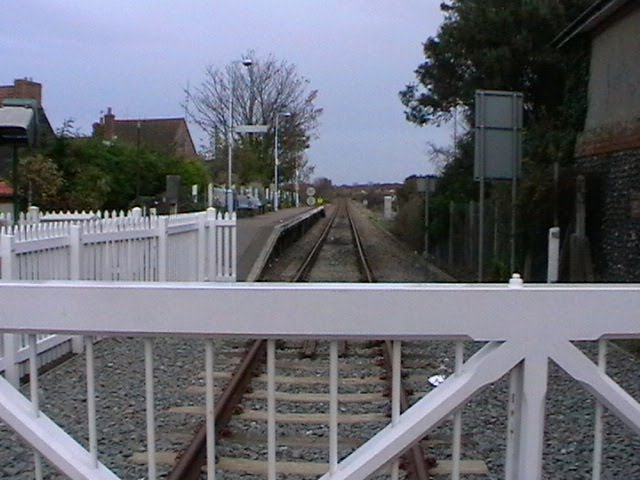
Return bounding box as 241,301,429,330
306,186,316,197
306,196,316,206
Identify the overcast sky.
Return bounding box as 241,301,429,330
1,1,450,185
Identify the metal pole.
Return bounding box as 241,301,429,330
448,200,454,266
294,159,300,208
227,72,234,213
12,144,18,225
274,116,279,212
478,175,485,282
511,175,517,274
423,188,430,257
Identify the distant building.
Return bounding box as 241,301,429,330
556,0,640,281
0,180,13,217
0,78,56,179
93,108,198,159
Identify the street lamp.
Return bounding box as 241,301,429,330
274,112,291,212
227,57,253,212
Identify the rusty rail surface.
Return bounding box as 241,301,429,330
166,340,266,480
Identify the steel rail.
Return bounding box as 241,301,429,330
166,340,266,480
346,201,434,480
292,200,342,282
345,200,376,283
297,200,346,357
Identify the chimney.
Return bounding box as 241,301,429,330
13,78,42,105
104,107,116,140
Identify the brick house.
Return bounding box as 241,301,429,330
0,78,56,179
93,108,198,159
556,0,640,281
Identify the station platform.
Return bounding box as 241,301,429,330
237,207,317,281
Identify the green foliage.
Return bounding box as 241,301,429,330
397,0,593,278
34,136,210,212
392,177,424,251
401,0,591,167
18,154,64,207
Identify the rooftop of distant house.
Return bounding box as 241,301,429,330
554,0,637,47
93,108,198,159
0,180,13,197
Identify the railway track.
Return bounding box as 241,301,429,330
162,199,486,479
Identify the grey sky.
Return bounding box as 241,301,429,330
1,1,449,185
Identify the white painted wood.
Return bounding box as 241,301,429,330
452,341,464,480
157,216,167,282
0,375,120,479
85,336,98,468
29,334,44,480
267,339,276,480
592,339,607,480
318,342,521,480
551,341,640,435
517,353,548,480
330,341,339,474
144,339,157,480
1,278,640,479
391,340,401,480
197,213,206,282
205,339,216,480
1,282,639,340
505,363,523,480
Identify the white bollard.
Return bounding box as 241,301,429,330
547,227,560,283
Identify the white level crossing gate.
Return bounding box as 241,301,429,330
0,279,639,479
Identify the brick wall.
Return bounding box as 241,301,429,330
0,79,42,105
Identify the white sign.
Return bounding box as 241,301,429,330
306,186,316,196
306,196,316,206
234,124,268,134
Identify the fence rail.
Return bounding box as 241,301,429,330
0,207,236,385
0,280,639,479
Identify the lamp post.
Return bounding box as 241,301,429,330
273,112,291,212
294,159,300,208
227,58,253,212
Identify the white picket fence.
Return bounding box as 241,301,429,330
0,207,237,386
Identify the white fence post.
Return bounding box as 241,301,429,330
157,216,167,282
206,208,217,282
27,206,40,224
231,212,237,280
197,213,206,282
1,233,19,387
69,225,84,354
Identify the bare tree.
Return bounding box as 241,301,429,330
185,52,322,185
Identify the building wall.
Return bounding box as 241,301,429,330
576,150,640,282
574,5,640,282
0,79,42,106
173,122,198,158
584,7,640,130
